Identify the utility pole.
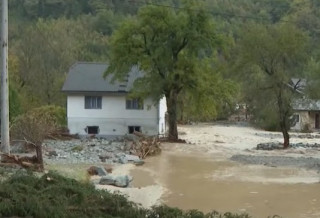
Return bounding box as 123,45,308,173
1,0,10,154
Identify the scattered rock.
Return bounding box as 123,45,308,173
47,150,58,157
231,154,320,172
43,138,156,165
133,160,145,166
104,165,113,173
256,142,320,150
87,166,108,176
125,154,140,162
99,175,132,187
114,175,132,187
99,153,113,162
257,143,283,150
99,175,115,185
118,157,128,164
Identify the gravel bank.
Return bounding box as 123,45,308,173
231,154,320,172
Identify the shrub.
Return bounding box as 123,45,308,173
251,106,281,131
0,172,254,218
10,106,66,170
28,105,67,127
0,171,145,218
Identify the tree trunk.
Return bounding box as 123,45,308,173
166,91,179,141
280,122,290,149
277,88,290,149
35,142,44,171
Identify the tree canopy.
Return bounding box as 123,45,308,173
106,2,235,140
236,23,308,147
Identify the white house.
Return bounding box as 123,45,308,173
62,62,167,137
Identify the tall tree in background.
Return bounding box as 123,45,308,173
237,24,308,148
106,2,222,140
305,58,320,99
12,17,108,108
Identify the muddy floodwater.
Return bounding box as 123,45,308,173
131,151,320,218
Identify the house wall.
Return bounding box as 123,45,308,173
291,111,310,131
158,97,167,135
291,111,320,131
67,95,164,136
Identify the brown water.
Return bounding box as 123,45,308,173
131,151,320,218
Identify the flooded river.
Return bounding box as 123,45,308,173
131,151,320,218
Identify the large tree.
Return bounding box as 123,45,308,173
105,2,222,140
237,24,308,148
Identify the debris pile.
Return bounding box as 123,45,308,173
130,131,161,159
0,153,41,171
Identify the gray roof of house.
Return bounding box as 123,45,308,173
62,62,142,93
292,99,320,111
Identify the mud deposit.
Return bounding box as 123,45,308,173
131,151,320,218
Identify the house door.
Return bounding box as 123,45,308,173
316,113,320,129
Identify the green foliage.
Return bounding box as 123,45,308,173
11,17,109,107
106,1,233,139
236,23,308,137
11,105,66,145
0,171,144,218
9,85,22,121
178,60,238,122
0,172,252,218
252,104,280,131
30,105,67,127
304,58,320,99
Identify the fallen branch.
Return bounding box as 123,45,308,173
0,152,42,171
130,132,161,159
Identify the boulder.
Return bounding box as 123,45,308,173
99,175,132,187
99,175,115,185
114,175,131,187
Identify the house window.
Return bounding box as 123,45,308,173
128,126,141,134
126,98,143,110
85,96,102,109
86,126,99,134
293,114,300,123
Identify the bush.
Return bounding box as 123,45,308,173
10,106,66,170
251,106,280,131
28,105,67,127
0,172,253,218
0,171,145,218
